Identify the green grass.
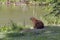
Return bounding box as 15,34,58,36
0,26,60,40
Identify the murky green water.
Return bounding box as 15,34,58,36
0,4,51,26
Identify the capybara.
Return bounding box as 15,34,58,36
30,17,44,29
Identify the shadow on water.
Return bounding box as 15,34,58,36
0,26,60,40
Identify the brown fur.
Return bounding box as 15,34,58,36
30,17,44,29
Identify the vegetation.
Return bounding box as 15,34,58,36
0,20,28,32
0,0,60,40
0,26,60,40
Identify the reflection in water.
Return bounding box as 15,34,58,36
0,3,47,26
0,3,30,26
21,3,29,27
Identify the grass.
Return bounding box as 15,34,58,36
0,26,60,40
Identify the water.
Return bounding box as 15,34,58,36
0,4,50,26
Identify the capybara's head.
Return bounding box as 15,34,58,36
30,17,38,23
